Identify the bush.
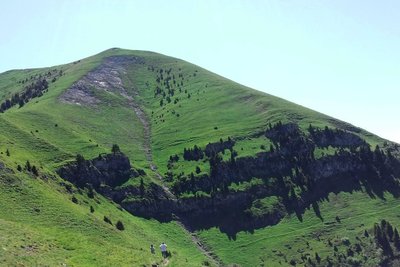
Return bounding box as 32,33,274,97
90,206,95,213
341,237,351,246
116,220,125,231
65,183,73,193
71,196,78,204
87,186,95,198
104,216,112,225
137,169,146,176
195,166,201,174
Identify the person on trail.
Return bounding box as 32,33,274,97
159,242,168,258
150,244,155,254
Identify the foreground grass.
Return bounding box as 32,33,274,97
0,168,207,266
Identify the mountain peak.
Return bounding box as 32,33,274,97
1,49,400,266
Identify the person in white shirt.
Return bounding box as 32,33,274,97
159,242,168,258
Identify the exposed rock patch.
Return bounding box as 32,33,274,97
59,56,144,106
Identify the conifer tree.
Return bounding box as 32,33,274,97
25,160,31,172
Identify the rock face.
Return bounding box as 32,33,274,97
309,125,366,148
57,153,135,188
57,122,400,236
204,138,235,157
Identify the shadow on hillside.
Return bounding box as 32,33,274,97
175,171,400,240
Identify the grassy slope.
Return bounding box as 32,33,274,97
0,48,395,266
0,166,207,266
198,190,400,266
0,50,209,266
118,49,396,266
124,50,384,176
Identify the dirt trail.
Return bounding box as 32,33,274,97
120,66,222,266
127,93,222,266
64,56,223,266
175,216,224,267
56,55,221,265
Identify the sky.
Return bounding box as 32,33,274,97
0,0,399,142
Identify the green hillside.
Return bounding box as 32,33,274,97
0,48,400,266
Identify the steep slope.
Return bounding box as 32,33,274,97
1,48,400,266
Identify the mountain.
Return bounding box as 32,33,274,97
0,48,400,266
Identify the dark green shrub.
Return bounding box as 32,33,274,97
111,144,120,154
116,220,125,231
71,196,78,204
104,216,112,225
31,165,39,176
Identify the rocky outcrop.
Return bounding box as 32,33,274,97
122,183,285,230
309,126,366,148
57,152,136,188
57,122,400,236
308,152,367,180
205,138,235,157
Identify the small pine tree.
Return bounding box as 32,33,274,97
17,165,22,172
25,160,31,172
116,220,125,231
270,144,275,153
6,149,10,157
31,165,39,176
111,144,120,154
90,206,95,213
76,154,85,167
87,187,95,199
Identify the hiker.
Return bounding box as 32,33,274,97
150,244,155,254
159,242,168,258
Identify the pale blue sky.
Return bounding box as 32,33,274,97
1,0,399,142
